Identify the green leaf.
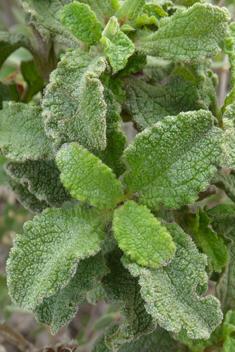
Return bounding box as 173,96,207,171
91,87,126,177
0,29,32,68
101,17,135,73
0,102,53,161
136,4,167,28
5,160,71,208
115,52,147,78
78,0,120,26
122,223,223,339
20,0,80,47
92,324,186,352
224,337,235,352
116,0,145,24
42,49,107,151
192,208,228,273
20,60,44,103
0,82,11,110
124,110,222,210
7,179,49,214
143,57,175,82
113,200,176,268
212,170,235,203
223,23,235,110
221,118,235,169
61,2,102,43
56,143,124,209
123,75,206,131
34,252,108,334
135,3,230,63
102,248,156,350
87,281,108,304
7,206,106,310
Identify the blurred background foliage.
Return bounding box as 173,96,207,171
0,0,235,351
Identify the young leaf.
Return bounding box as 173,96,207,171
223,23,235,110
221,118,235,169
7,179,49,214
123,75,206,131
0,29,32,68
101,17,135,73
0,102,53,161
192,208,228,273
115,52,147,78
91,87,126,177
113,200,176,268
122,223,223,339
61,2,103,43
34,252,108,334
124,110,222,210
135,3,230,63
92,324,187,352
222,311,235,352
102,248,156,350
77,0,120,26
116,0,145,25
136,4,167,28
20,0,80,47
5,160,71,208
56,143,124,209
42,49,107,151
212,170,235,203
7,206,106,310
20,60,44,103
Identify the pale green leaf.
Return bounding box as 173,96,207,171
223,23,235,110
174,0,201,6
192,208,228,273
136,4,167,28
124,110,222,210
92,324,186,352
5,160,71,208
42,49,107,150
87,281,108,304
122,223,223,339
91,87,126,177
0,29,32,68
34,252,108,334
135,3,230,63
20,60,45,103
224,336,235,352
78,0,120,26
101,17,135,73
20,0,80,47
123,75,206,131
113,200,175,268
116,0,145,24
7,206,106,310
7,179,49,214
56,143,124,209
0,102,53,161
61,2,102,43
221,118,235,169
102,248,156,350
143,57,175,82
212,170,235,204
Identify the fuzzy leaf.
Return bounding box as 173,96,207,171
87,281,108,304
0,102,53,161
20,60,44,103
91,87,126,177
61,2,102,43
0,82,11,110
124,110,222,210
78,0,120,26
101,17,135,73
34,252,108,334
5,160,71,208
7,206,106,310
7,179,49,214
0,29,32,68
123,75,206,131
135,3,230,63
192,208,228,273
102,248,156,350
92,325,186,352
212,170,235,203
115,53,147,78
113,200,175,268
42,49,107,151
136,4,167,28
223,23,235,109
122,223,223,339
221,118,235,169
56,143,123,209
20,0,80,47
116,0,145,24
